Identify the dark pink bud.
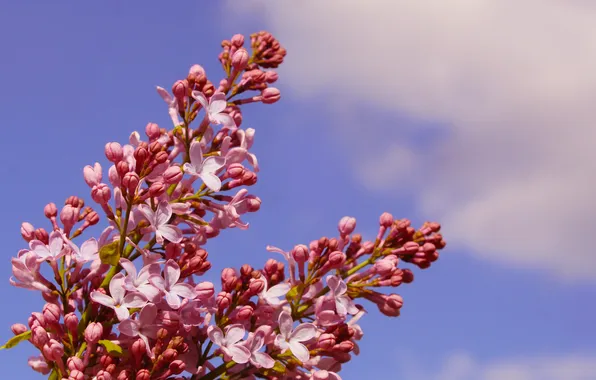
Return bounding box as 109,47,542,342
227,163,245,179
145,122,161,140
170,359,186,374
221,268,238,292
43,339,64,361
249,278,265,295
336,340,355,353
21,222,35,241
379,294,403,317
68,369,85,380
92,184,112,205
133,147,149,167
34,228,49,244
379,212,394,228
162,348,178,362
241,171,257,186
317,333,336,349
31,326,49,347
11,323,27,335
291,245,309,264
95,370,112,380
64,313,79,334
154,151,169,164
264,71,278,83
84,322,103,344
122,172,140,193
232,48,249,71
67,356,84,371
195,282,215,299
261,87,281,104
105,142,123,163
163,166,183,185
338,216,356,235
116,370,132,380
328,251,346,268
172,80,188,100
28,312,46,329
149,181,166,197
131,338,146,361
231,34,244,47
236,305,253,320
44,203,57,218
42,303,61,325
216,291,233,310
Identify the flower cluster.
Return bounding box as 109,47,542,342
3,31,446,380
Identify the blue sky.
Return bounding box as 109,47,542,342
1,2,595,379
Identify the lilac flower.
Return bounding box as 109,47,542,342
156,86,182,127
63,237,99,263
119,258,161,302
149,260,197,309
90,273,148,321
10,250,51,293
211,189,250,229
326,275,358,317
207,324,250,364
29,231,65,262
244,329,275,369
191,91,236,128
118,303,159,357
274,310,317,363
259,276,290,307
138,201,183,245
221,128,259,172
183,140,226,192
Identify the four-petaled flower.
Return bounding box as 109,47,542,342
120,258,161,302
29,231,65,262
138,201,183,245
90,273,148,321
221,128,259,172
259,275,291,307
63,237,99,263
191,91,236,128
156,86,182,127
118,303,159,357
149,260,197,309
244,328,275,369
207,324,250,364
274,310,317,363
183,140,226,192
326,275,359,317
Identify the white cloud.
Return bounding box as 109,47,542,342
228,0,596,280
398,352,596,380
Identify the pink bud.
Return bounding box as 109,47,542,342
231,34,245,47
162,348,178,362
95,370,112,380
195,282,215,299
64,313,79,334
44,203,57,218
227,163,245,179
92,184,112,205
264,71,278,83
236,305,254,320
133,147,149,167
149,181,166,197
83,163,103,187
291,245,309,264
20,222,35,242
216,291,233,310
170,359,186,374
84,322,103,344
122,172,140,193
28,312,46,329
221,268,238,292
249,278,265,295
67,356,84,371
43,339,64,361
42,303,61,325
11,323,27,335
105,142,123,163
261,87,281,104
60,205,78,232
31,326,49,347
379,294,403,317
338,216,356,236
28,356,51,375
131,338,146,361
373,258,395,276
145,122,161,140
188,64,205,77
317,333,336,350
68,370,85,380
379,212,393,227
163,166,183,185
328,251,346,268
232,48,249,71
172,80,188,101
34,228,49,244
335,340,355,353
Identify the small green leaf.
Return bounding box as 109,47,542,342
286,284,304,302
48,369,59,380
99,240,120,266
270,361,286,373
98,339,123,357
0,330,31,350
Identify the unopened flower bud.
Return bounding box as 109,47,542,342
163,166,183,185
379,212,393,228
43,339,64,361
172,80,188,101
131,338,146,361
31,326,49,347
291,245,309,264
231,34,244,47
11,323,27,335
264,71,278,83
91,184,112,205
195,282,215,299
338,216,356,236
21,222,35,241
328,251,346,268
84,322,103,344
216,291,233,310
95,370,112,380
145,122,161,140
336,340,355,352
68,369,85,380
60,205,78,231
227,163,245,179
105,142,123,163
67,356,84,371
149,181,166,197
188,64,205,77
154,151,169,164
116,370,131,380
42,303,61,325
83,163,103,187
44,203,57,218
249,278,265,295
116,161,130,177
64,313,79,334
34,228,49,243
261,87,281,104
232,48,249,71
170,359,186,374
133,147,149,167
317,333,336,349
122,172,140,193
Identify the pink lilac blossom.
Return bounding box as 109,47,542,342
3,31,447,380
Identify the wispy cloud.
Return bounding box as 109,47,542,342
229,0,596,280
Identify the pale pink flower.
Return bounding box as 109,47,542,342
149,260,197,309
138,201,183,245
183,140,226,192
90,273,148,321
310,370,342,380
191,91,235,128
118,303,159,357
157,86,182,127
244,328,275,369
119,259,161,302
326,275,358,317
221,128,259,172
63,237,99,263
275,310,317,363
29,230,65,262
83,162,103,187
259,276,290,307
10,250,51,293
211,189,250,229
207,324,250,364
